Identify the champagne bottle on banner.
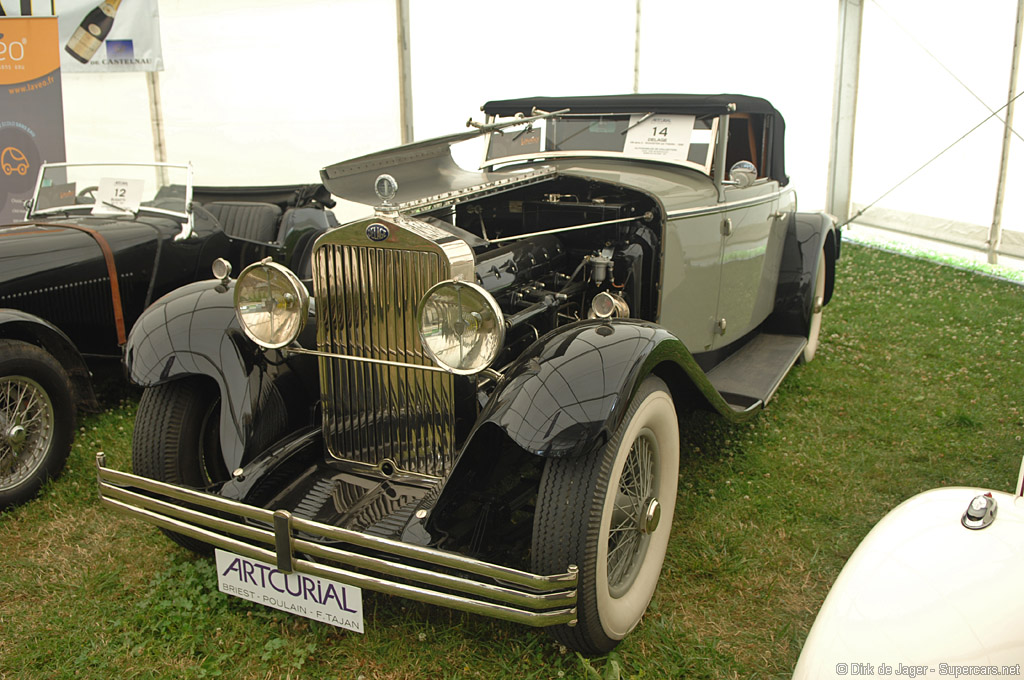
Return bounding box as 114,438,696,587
64,0,124,64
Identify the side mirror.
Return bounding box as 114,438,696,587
22,198,34,215
727,160,757,188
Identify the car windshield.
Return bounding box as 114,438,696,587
29,163,191,218
483,113,717,172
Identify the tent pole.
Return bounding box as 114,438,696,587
633,0,641,94
826,0,864,223
396,0,414,144
988,0,1024,265
146,70,169,186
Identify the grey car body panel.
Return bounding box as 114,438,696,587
534,159,807,353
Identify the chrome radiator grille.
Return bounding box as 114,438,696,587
313,241,454,477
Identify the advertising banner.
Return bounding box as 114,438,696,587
0,16,66,224
0,0,162,72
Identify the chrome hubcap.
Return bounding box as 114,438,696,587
6,423,28,450
641,497,661,534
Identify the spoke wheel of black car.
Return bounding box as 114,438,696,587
532,375,679,654
132,377,228,554
801,249,828,364
0,340,75,510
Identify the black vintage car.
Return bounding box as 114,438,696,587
98,95,841,653
0,162,337,508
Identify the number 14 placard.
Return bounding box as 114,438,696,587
623,114,695,163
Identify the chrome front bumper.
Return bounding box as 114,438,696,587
96,454,577,627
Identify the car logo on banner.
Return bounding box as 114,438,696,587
366,223,390,242
1,147,29,176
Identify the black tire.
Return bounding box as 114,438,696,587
800,248,828,364
132,377,228,553
0,339,76,510
532,375,679,654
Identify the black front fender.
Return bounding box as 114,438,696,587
0,308,98,410
472,319,735,461
124,279,319,471
425,319,747,551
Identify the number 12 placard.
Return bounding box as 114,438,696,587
92,177,144,214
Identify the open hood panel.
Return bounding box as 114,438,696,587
320,126,556,214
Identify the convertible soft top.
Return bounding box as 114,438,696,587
483,93,788,185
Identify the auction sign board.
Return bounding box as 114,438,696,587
0,16,66,224
0,0,162,72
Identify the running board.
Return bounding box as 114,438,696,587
706,334,807,412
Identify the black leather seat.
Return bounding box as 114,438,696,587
205,201,282,243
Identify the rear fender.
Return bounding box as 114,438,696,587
124,279,319,471
768,211,840,336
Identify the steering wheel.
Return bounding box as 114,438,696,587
76,186,99,203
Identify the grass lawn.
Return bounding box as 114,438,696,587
2,242,1022,679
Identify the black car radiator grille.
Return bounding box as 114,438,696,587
312,243,454,478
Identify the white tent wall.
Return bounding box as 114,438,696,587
58,0,839,210
63,0,402,186
636,1,838,217
848,0,1024,261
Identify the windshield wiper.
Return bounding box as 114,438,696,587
512,123,536,142
101,200,138,217
622,112,655,134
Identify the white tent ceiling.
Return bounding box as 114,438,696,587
50,0,1024,263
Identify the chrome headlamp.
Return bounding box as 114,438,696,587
234,259,309,349
417,280,505,375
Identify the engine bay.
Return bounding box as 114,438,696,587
420,176,663,368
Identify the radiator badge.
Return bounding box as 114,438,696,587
366,223,390,242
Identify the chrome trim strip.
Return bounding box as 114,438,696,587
35,161,191,169
319,456,445,484
666,187,795,220
96,457,578,627
482,149,711,175
485,212,650,245
396,168,556,216
287,346,451,374
178,161,196,241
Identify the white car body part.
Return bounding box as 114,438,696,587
794,457,1024,678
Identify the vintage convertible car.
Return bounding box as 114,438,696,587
0,162,337,509
794,459,1024,678
97,94,841,653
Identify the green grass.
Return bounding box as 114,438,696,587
2,242,1023,679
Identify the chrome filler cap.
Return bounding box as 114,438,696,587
961,492,997,530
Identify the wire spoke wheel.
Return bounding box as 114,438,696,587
0,340,75,509
532,375,679,654
0,376,55,485
801,247,828,363
606,430,656,597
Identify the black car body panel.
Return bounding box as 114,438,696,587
124,278,320,471
1,161,336,508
